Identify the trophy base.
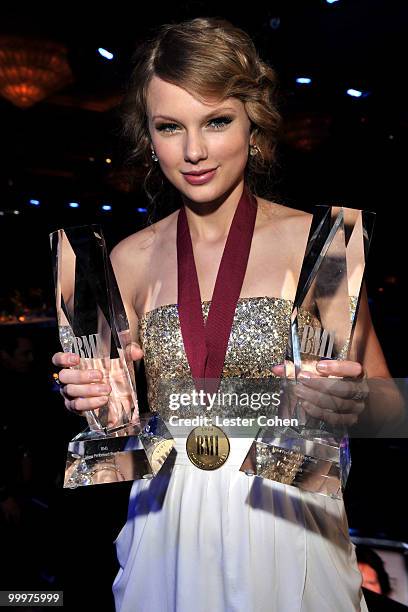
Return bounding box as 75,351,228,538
138,412,175,477
253,426,349,499
64,417,154,488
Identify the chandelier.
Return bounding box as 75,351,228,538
0,35,74,108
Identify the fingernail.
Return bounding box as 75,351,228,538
97,385,111,394
69,355,79,364
316,361,329,370
90,371,102,381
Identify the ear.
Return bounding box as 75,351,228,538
249,128,259,149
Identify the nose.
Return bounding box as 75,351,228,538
183,130,208,164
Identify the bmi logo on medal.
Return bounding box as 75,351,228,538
186,425,230,470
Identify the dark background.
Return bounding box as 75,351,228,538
0,1,406,609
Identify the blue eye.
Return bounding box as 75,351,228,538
156,115,233,133
208,116,233,129
156,123,178,133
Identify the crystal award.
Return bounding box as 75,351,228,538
50,224,155,488
253,205,375,498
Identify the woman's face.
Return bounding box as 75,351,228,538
146,75,252,206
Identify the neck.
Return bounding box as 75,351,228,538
181,179,246,243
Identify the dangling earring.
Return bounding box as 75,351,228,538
151,149,159,162
249,144,259,157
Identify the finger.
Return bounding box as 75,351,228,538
58,367,104,385
294,384,366,414
316,359,364,378
52,352,80,367
272,364,284,376
66,395,109,413
302,401,359,427
296,375,363,400
63,381,111,399
124,342,144,361
294,384,338,412
272,365,320,379
297,371,369,402
130,343,144,361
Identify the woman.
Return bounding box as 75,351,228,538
52,17,403,611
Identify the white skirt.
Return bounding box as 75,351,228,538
112,445,368,612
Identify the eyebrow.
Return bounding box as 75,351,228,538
152,107,237,122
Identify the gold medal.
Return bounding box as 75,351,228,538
186,425,230,470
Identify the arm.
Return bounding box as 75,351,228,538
109,239,144,366
273,281,406,436
348,282,405,436
352,282,390,378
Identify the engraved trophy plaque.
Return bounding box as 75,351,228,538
253,206,375,498
50,224,155,488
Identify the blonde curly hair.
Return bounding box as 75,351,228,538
117,17,283,222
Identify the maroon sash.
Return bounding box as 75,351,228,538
177,183,257,398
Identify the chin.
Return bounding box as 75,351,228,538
184,184,221,199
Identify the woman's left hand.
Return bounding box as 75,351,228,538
271,359,370,427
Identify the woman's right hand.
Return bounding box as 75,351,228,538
52,343,144,414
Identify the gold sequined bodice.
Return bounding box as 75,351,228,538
140,296,292,371
138,296,303,417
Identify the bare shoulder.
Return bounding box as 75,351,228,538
256,196,312,237
110,212,174,264
109,212,175,297
111,217,156,255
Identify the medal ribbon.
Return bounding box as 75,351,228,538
177,183,257,398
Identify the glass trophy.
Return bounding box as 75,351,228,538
50,224,156,488
253,205,375,498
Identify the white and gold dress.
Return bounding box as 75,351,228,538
112,296,367,612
